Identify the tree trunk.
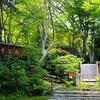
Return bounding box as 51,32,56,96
0,26,2,42
90,24,95,63
39,51,47,65
89,51,94,63
0,4,3,42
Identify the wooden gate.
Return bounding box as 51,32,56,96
80,62,98,82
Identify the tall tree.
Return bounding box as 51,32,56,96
13,0,56,64
52,0,99,62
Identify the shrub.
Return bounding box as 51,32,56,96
0,46,49,99
0,61,29,97
54,54,84,85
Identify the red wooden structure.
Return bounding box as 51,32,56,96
0,42,25,65
0,42,23,57
69,72,76,77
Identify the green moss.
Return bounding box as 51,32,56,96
17,96,48,100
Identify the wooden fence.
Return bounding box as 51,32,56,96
80,62,98,82
43,74,56,92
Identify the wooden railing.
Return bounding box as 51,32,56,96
43,74,56,92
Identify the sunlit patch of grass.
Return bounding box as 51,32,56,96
56,83,66,87
43,80,51,85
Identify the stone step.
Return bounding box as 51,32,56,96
54,93,100,97
48,97,100,100
48,88,100,100
84,81,98,85
55,90,100,94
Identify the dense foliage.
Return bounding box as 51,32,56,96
0,46,48,99
44,53,83,85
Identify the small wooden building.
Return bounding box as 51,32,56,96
0,42,23,57
0,42,24,65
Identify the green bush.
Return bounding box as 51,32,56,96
54,54,84,85
0,61,29,96
0,46,49,99
55,54,83,73
24,64,48,96
23,46,49,95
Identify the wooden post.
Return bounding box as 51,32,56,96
47,74,56,92
51,78,54,92
80,62,82,82
43,74,56,92
96,61,98,76
76,73,79,86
